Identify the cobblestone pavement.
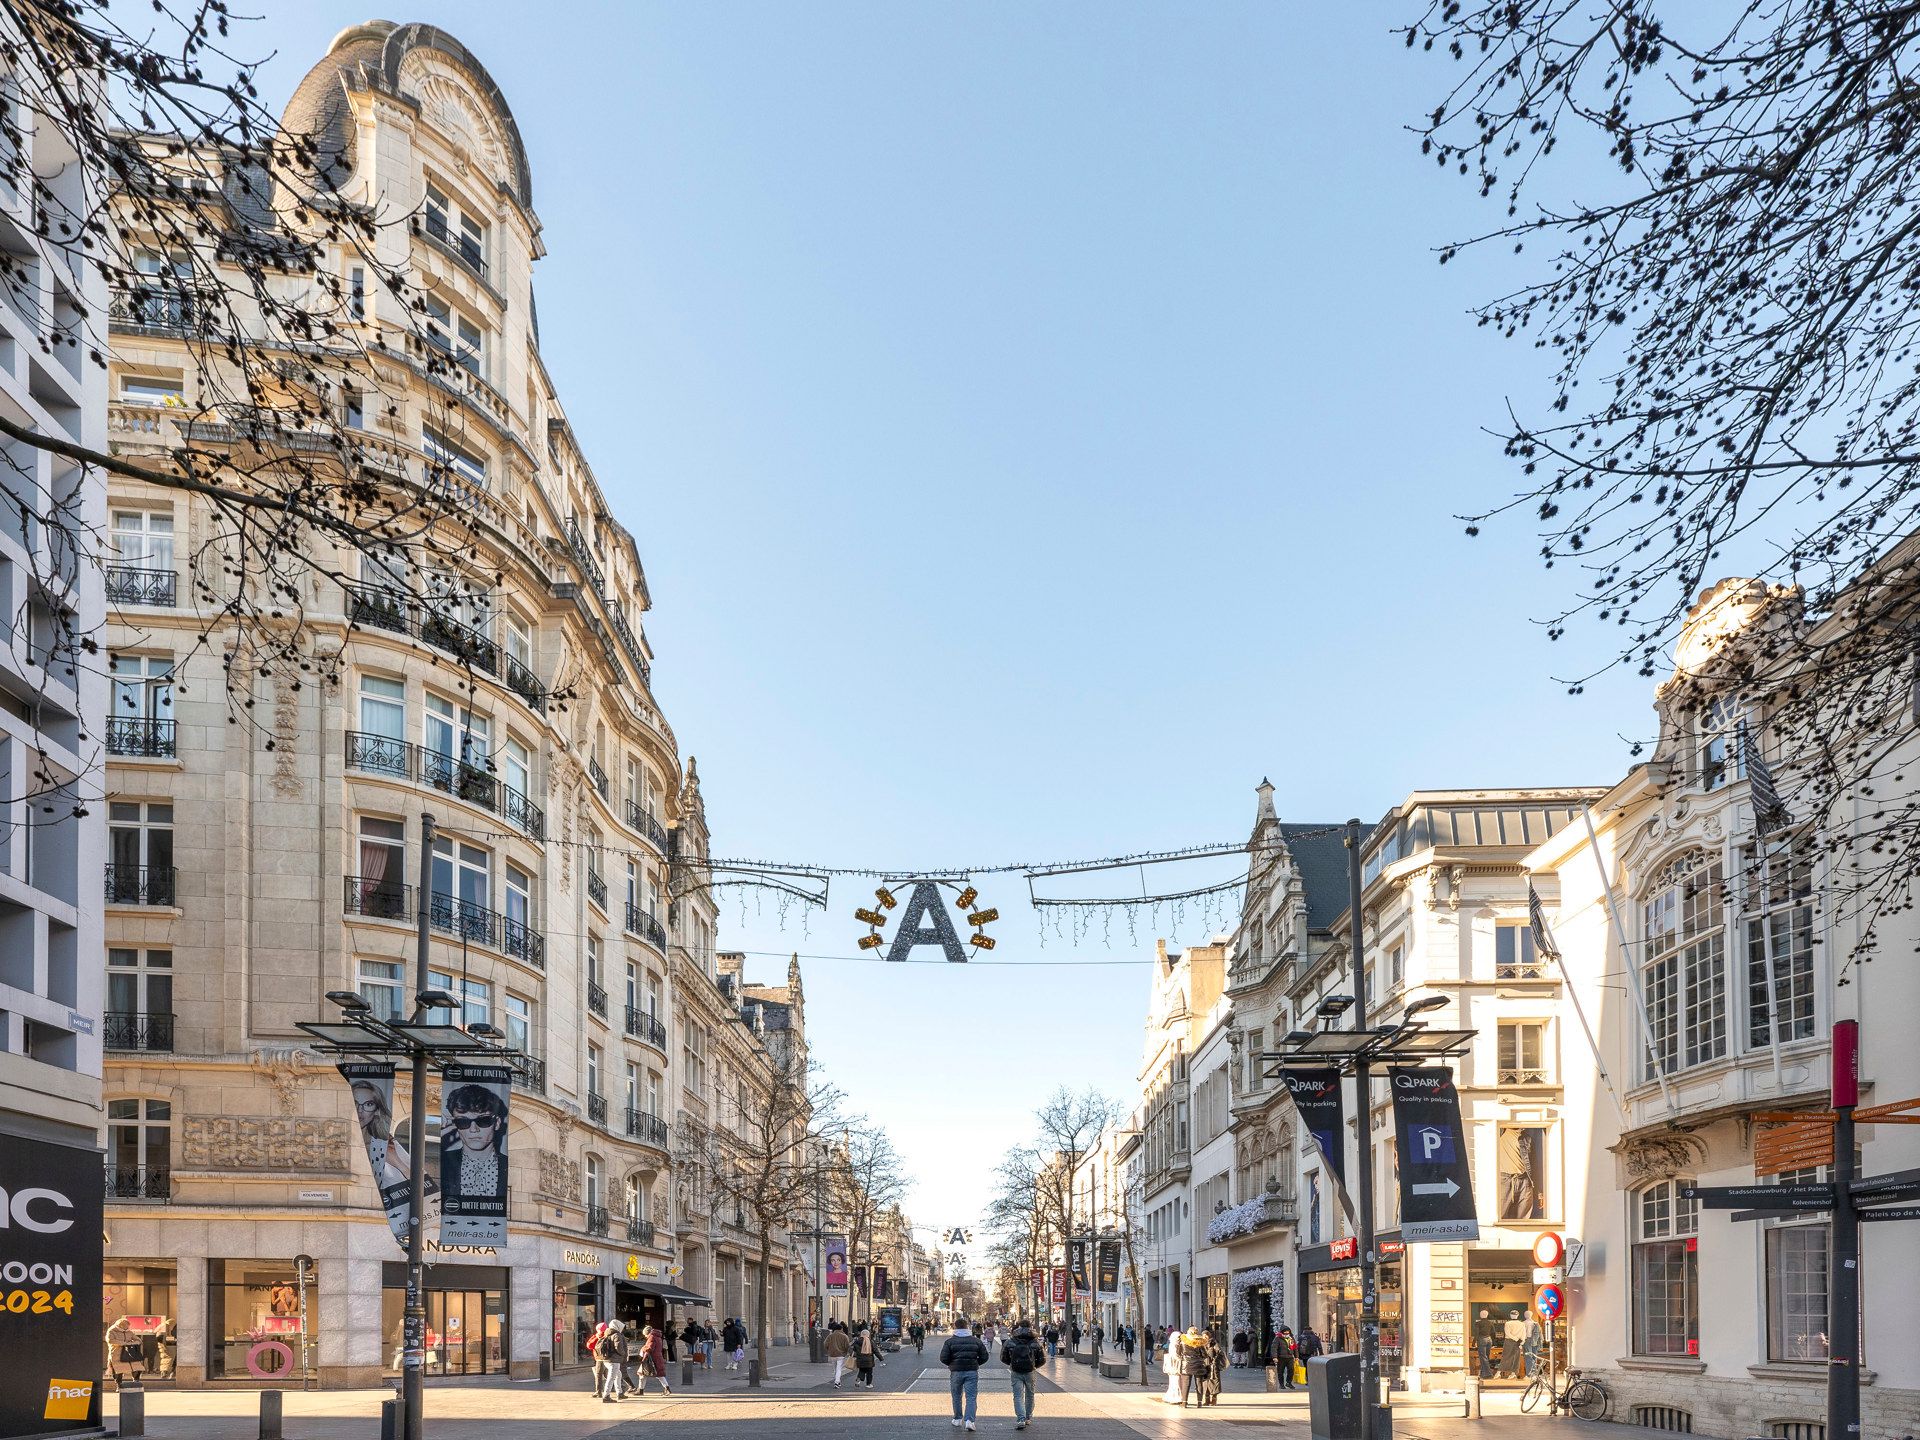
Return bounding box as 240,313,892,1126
102,1342,1680,1440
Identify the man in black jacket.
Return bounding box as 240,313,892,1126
939,1316,989,1432
1000,1320,1044,1431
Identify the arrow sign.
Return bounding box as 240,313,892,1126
1390,1068,1480,1243
1411,1180,1461,1198
1860,1205,1920,1223
1682,1183,1833,1210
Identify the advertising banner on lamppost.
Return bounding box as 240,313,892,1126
1030,1267,1046,1310
0,1135,103,1436
1095,1241,1120,1298
824,1237,849,1296
1389,1067,1480,1242
438,1064,512,1245
339,1063,418,1247
1280,1068,1347,1190
1051,1268,1068,1305
1067,1239,1089,1294
872,1265,889,1303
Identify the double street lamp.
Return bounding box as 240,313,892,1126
295,814,533,1440
1255,819,1476,1440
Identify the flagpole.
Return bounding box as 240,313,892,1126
1532,884,1627,1127
1580,805,1678,1112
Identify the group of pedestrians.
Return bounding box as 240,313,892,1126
937,1314,1048,1432
823,1318,890,1388
586,1319,671,1402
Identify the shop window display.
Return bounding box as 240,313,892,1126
552,1272,600,1368
102,1264,177,1382
207,1261,315,1382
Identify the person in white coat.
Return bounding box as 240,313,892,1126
1161,1325,1182,1403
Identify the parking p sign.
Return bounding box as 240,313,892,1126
1389,1067,1480,1242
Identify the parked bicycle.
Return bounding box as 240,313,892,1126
1521,1367,1610,1420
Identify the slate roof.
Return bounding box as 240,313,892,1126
1277,822,1352,934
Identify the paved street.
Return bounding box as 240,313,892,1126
101,1341,1685,1440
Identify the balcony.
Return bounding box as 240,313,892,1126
344,875,411,922
587,869,608,909
1205,1188,1298,1246
419,610,498,678
426,891,501,949
512,1055,547,1095
624,903,667,951
105,565,177,607
343,585,531,699
624,1006,668,1051
566,519,605,593
107,717,176,758
1499,1067,1550,1085
606,605,651,687
343,732,544,840
501,651,546,713
105,1165,171,1202
108,285,206,338
422,210,488,280
587,1092,608,1127
106,864,175,907
501,912,545,970
588,981,608,1020
103,1012,174,1052
625,1109,670,1151
626,1216,656,1247
625,800,669,853
1497,960,1552,981
588,757,608,802
585,1203,610,1238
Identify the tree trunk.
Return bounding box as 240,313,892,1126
755,1228,773,1385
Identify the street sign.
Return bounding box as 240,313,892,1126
1389,1068,1480,1242
1682,1183,1834,1210
1851,1168,1920,1204
1859,1206,1920,1222
1564,1238,1587,1279
1531,1233,1564,1267
1533,1284,1565,1320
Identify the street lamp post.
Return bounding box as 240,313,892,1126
297,812,534,1440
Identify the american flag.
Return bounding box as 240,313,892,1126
1527,884,1561,962
1741,722,1791,835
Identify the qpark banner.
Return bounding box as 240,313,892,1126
339,1062,441,1247
438,1064,512,1245
1067,1239,1090,1294
1051,1267,1069,1305
824,1237,850,1296
1388,1067,1480,1242
0,1135,103,1437
1095,1242,1120,1298
1280,1069,1348,1193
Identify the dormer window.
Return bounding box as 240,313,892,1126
1698,695,1745,792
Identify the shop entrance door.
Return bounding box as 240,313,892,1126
427,1291,503,1375
1248,1288,1273,1365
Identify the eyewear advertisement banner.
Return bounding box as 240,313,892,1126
0,1135,103,1437
1389,1066,1480,1242
339,1063,437,1247
1095,1241,1120,1298
438,1064,511,1245
824,1237,849,1296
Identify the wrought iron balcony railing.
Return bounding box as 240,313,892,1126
624,904,668,951
427,891,499,948
566,519,605,594
420,746,499,810
106,864,175,907
624,1006,668,1051
587,869,608,909
343,732,544,840
104,1165,171,1201
625,1109,670,1150
588,981,607,1019
512,1055,547,1095
606,605,651,687
586,1092,608,1127
625,800,669,853
585,1203,610,1237
344,875,412,921
626,1216,656,1247
107,716,176,758
501,651,546,713
343,584,534,698
502,784,545,842
501,912,545,969
588,757,608,801
105,564,177,607
103,1012,174,1052
108,285,207,337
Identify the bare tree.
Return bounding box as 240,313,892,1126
986,1146,1049,1322
1030,1088,1116,1348
1408,2,1920,968
827,1123,909,1321
702,1046,839,1378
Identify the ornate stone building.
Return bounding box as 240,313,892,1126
97,20,802,1387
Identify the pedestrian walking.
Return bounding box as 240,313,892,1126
1120,1324,1135,1360
1177,1328,1210,1409
825,1320,852,1387
939,1315,989,1433
1199,1331,1224,1406
1274,1326,1299,1390
1231,1329,1250,1368
723,1316,746,1371
635,1323,672,1396
1000,1317,1045,1431
855,1323,878,1387
680,1318,704,1368
1523,1314,1544,1378
1298,1325,1325,1361
1161,1325,1182,1403
1043,1321,1059,1359
589,1321,618,1403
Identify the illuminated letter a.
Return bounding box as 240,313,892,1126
884,882,967,964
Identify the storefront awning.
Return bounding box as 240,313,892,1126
619,1278,711,1305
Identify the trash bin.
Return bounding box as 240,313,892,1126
1308,1353,1362,1440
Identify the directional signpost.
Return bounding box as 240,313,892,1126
1683,1183,1835,1211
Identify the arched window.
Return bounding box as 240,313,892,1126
1631,1180,1698,1356
1642,851,1727,1077
107,1098,171,1199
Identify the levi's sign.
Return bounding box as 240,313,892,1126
1389,1068,1479,1242
1682,1183,1834,1211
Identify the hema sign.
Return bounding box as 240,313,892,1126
0,1137,103,1436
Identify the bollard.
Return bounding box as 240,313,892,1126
1467,1375,1482,1419
257,1389,283,1440
748,1357,761,1387
379,1398,400,1440
1266,1364,1279,1393
118,1386,146,1438
680,1358,694,1387
538,1351,552,1383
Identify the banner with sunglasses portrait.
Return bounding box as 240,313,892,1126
438,1064,511,1245
340,1063,414,1246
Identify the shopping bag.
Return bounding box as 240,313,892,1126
1293,1361,1306,1384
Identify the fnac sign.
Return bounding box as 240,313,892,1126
42,1381,92,1421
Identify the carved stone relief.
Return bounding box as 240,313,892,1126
254,1047,316,1115
1617,1129,1708,1182
182,1116,349,1172
537,1149,581,1204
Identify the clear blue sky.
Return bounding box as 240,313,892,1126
246,4,1652,1246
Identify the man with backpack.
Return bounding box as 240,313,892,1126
1042,1321,1059,1359
1000,1318,1045,1431
939,1314,989,1432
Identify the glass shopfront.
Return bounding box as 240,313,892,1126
552,1271,602,1369
381,1264,508,1375
1301,1242,1404,1387
1204,1275,1228,1339
1467,1249,1552,1384
207,1261,316,1382
103,1264,178,1382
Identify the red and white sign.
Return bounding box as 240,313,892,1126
1532,1284,1565,1320
1531,1232,1565,1267
1051,1268,1068,1304
1329,1237,1358,1262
